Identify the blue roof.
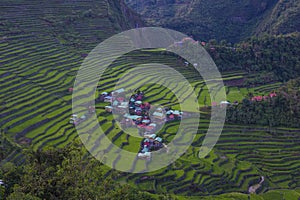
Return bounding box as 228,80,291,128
142,147,149,153
150,134,156,138
155,137,163,143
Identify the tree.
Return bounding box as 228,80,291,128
0,185,5,200
6,140,156,200
0,162,23,198
7,186,41,200
209,39,217,46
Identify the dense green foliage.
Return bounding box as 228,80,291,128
0,141,161,200
1,0,300,199
226,78,300,127
126,0,300,43
255,0,300,36
208,33,300,82
0,130,19,162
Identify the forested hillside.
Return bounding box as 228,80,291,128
226,78,300,127
0,141,160,199
255,0,300,36
125,0,300,42
207,32,300,81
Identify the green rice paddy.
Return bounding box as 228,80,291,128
0,4,299,197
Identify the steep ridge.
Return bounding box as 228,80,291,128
255,0,300,35
125,0,299,42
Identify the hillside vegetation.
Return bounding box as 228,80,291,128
1,141,160,200
255,0,300,36
0,0,142,165
125,0,300,42
227,78,300,127
0,0,143,51
1,0,300,199
208,33,300,81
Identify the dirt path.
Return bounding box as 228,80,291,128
248,176,265,194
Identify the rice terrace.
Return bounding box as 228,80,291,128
1,0,300,199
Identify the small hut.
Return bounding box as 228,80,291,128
153,111,164,120
104,96,112,102
155,137,163,143
105,106,113,113
138,152,151,160
112,88,125,96
220,101,231,108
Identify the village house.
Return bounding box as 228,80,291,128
220,101,231,108
100,89,177,160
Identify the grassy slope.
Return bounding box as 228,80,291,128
1,1,300,199
0,0,141,160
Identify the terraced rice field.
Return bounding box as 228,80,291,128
2,42,299,196
115,125,300,196
1,2,299,196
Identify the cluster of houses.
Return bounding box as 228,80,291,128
173,37,220,52
173,37,210,47
67,87,97,126
68,87,184,160
251,92,277,102
138,134,168,160
69,106,95,125
100,88,177,160
210,92,277,108
98,88,126,103
174,37,199,47
102,89,183,130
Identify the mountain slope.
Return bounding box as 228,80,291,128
255,0,300,35
1,1,300,199
0,0,143,146
0,0,143,51
125,0,299,42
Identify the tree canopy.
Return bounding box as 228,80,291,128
0,140,160,200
